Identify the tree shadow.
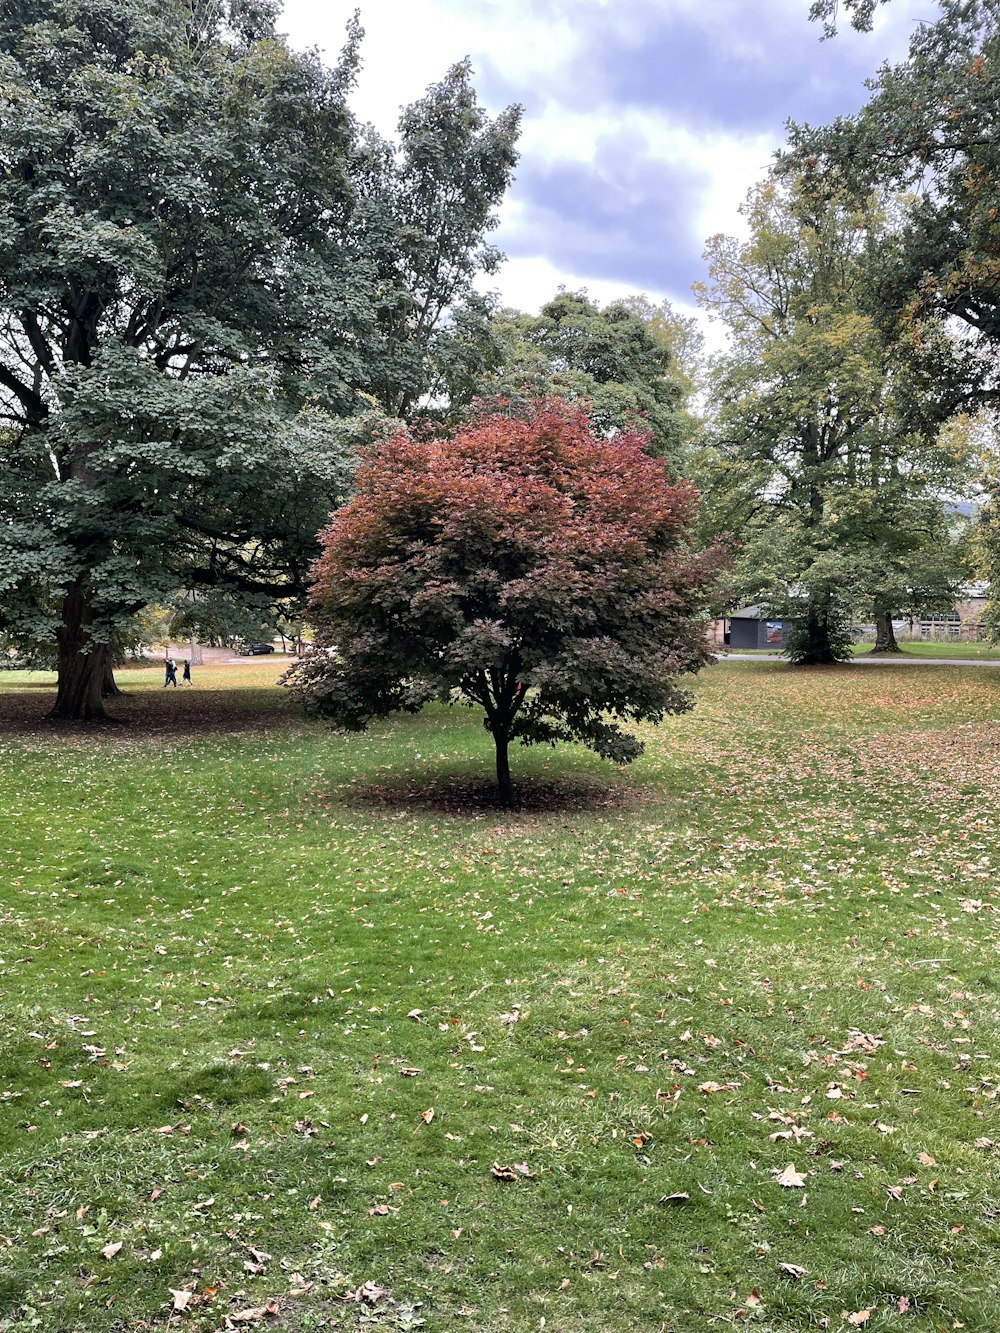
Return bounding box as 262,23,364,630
0,685,297,739
329,768,646,816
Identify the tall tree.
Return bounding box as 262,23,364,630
476,291,690,459
352,60,520,420
282,401,723,806
790,0,999,375
697,178,969,661
0,1,519,718
790,0,1000,631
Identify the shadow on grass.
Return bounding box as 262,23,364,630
329,767,646,816
0,684,299,739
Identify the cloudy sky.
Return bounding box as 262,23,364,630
279,0,926,327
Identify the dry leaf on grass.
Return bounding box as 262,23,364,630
773,1163,806,1188
224,1301,280,1326
777,1262,807,1279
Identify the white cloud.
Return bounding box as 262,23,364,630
278,0,932,320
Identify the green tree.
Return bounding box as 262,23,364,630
477,291,690,458
0,1,519,718
698,178,968,661
352,60,520,419
791,0,1000,634
282,401,723,805
790,1,1000,365
808,0,889,38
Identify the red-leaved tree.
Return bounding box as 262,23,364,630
282,400,725,804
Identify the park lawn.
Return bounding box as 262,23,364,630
854,642,1000,661
0,661,998,1333
732,643,1000,661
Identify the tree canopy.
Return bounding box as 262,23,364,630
281,401,723,804
474,291,693,459
697,178,970,661
789,0,999,379
0,0,519,717
787,0,999,634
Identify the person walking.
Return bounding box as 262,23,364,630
164,657,178,687
181,660,192,685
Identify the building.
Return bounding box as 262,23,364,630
726,606,790,651
918,583,989,640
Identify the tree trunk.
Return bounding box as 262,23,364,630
494,730,514,806
48,582,110,720
100,643,124,696
872,610,901,653
798,605,837,664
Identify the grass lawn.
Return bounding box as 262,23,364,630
854,642,1000,661
731,642,1000,661
1,660,998,1333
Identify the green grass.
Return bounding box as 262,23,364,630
854,641,1000,660
732,641,1000,660
1,660,999,1332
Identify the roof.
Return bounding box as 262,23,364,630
729,605,774,620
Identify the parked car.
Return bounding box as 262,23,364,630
237,641,275,655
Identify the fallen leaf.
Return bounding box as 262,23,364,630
491,1163,517,1181
340,1281,389,1305
917,1152,936,1166
845,1311,871,1326
169,1289,194,1312
659,1191,690,1204
225,1301,280,1325
420,1107,435,1124
842,1031,883,1054
773,1163,807,1188
511,1162,534,1178
777,1262,807,1279
101,1241,123,1260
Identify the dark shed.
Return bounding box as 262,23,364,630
728,606,789,651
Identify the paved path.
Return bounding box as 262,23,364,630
720,653,1000,667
